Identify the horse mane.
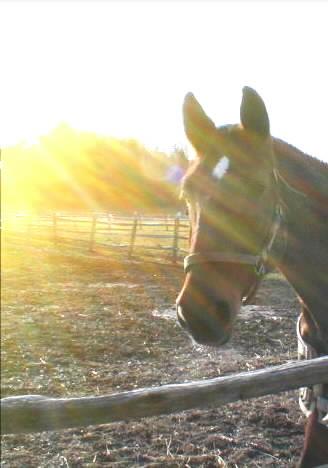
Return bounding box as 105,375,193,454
273,137,328,207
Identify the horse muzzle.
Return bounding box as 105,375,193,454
176,299,233,347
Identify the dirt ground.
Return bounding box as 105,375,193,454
1,234,305,467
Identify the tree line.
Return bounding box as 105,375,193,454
2,125,189,214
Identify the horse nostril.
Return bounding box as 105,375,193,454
215,300,231,327
176,298,233,347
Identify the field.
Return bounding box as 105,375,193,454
1,231,305,467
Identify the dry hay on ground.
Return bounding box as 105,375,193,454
2,234,304,467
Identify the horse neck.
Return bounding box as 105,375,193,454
273,140,328,347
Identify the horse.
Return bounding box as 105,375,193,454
176,87,328,467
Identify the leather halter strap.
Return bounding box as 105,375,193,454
183,204,283,304
184,205,283,273
184,252,261,272
184,252,264,306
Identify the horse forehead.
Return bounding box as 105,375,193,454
183,124,266,187
212,156,230,180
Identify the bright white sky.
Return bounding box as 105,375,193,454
1,0,328,162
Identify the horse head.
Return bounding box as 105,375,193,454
176,87,280,346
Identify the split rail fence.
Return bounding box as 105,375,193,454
3,212,190,262
2,356,328,434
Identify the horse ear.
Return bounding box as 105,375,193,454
183,92,217,154
240,87,270,137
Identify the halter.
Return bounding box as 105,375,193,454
183,204,283,304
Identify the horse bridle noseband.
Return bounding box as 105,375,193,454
183,204,283,305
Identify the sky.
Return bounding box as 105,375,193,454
1,0,328,163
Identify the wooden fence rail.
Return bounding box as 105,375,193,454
1,356,328,435
3,212,190,262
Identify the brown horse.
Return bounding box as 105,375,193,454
176,87,328,467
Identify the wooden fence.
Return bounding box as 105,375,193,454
3,212,190,262
2,356,328,434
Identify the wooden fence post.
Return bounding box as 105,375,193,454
52,213,58,245
89,214,97,251
128,212,138,258
172,212,181,263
